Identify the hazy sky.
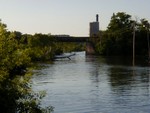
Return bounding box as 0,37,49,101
0,0,150,36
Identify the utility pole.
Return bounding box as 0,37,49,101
147,24,150,62
133,21,136,66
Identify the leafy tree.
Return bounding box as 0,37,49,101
0,20,53,113
27,33,55,61
107,12,133,31
135,19,150,55
96,12,149,56
96,12,133,55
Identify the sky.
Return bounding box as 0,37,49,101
0,0,150,36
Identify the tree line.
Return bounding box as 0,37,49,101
95,12,150,57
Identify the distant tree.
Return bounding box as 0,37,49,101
107,12,133,30
97,12,133,55
135,19,150,55
96,12,150,56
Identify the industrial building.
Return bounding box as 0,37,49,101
89,14,99,37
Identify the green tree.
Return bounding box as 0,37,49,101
0,20,53,113
135,19,150,55
96,12,150,56
27,33,55,61
96,12,133,55
107,12,132,31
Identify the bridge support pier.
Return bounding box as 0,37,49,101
86,42,95,55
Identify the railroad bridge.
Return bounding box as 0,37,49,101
54,36,96,55
54,36,88,42
53,14,100,55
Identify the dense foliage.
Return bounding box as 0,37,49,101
95,12,150,56
0,20,56,112
0,18,85,112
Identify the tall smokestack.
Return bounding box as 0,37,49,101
96,14,99,22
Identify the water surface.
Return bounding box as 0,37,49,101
32,52,150,113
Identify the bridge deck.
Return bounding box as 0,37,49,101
54,36,89,42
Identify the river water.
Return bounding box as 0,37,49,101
32,52,150,113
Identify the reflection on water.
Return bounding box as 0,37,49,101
32,52,150,113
